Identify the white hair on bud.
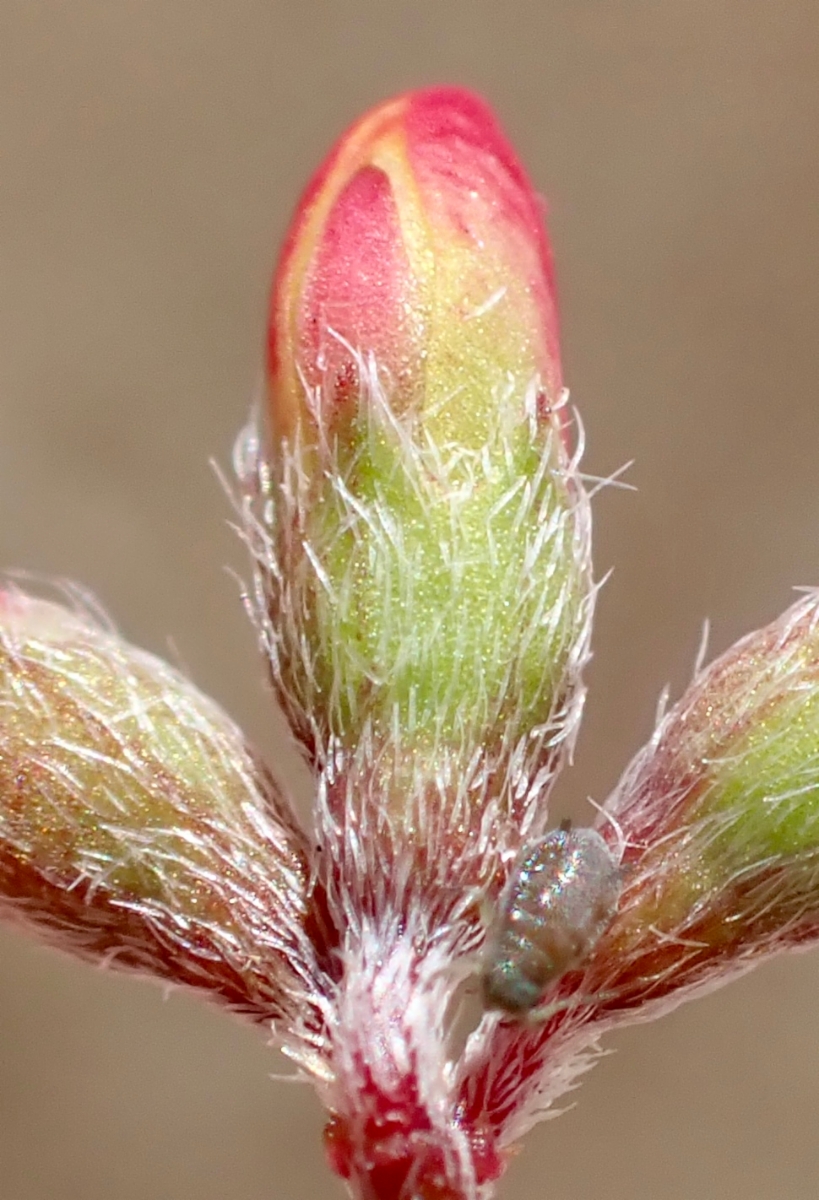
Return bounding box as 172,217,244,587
224,354,601,1194
0,580,325,1071
234,359,594,837
462,590,819,1149
234,369,595,896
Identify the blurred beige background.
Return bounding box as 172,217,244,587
1,2,819,1198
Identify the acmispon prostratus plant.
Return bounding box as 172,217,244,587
2,86,819,1200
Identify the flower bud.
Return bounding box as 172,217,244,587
596,590,819,1016
458,592,819,1149
0,586,318,1028
269,87,562,446
260,88,591,809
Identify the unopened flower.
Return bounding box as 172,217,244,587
597,589,819,1014
0,586,319,1034
268,87,563,447
460,592,819,1150
236,86,597,1199
256,86,592,816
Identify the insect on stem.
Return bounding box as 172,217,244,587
480,826,622,1019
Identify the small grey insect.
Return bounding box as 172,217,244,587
480,824,622,1018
